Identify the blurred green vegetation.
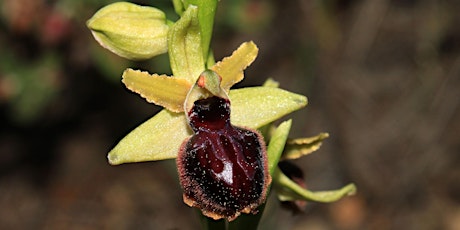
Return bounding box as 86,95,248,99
0,0,177,124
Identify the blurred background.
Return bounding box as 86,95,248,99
1,0,459,229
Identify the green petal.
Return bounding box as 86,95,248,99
211,41,258,92
87,2,169,60
168,5,205,83
229,87,307,129
274,169,357,203
108,110,192,165
267,120,292,175
282,132,329,160
122,68,191,112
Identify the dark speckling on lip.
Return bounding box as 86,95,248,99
177,96,271,221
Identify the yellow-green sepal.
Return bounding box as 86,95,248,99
108,110,191,165
87,2,169,60
168,5,205,83
229,87,307,128
122,68,191,112
182,0,217,60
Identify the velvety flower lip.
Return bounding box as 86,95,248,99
177,93,271,221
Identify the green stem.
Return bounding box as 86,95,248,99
199,212,226,230
227,203,266,230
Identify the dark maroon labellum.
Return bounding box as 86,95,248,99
177,96,271,221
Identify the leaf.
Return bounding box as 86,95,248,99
229,87,307,129
87,2,169,60
122,68,191,112
108,110,192,165
168,5,205,83
274,169,357,203
267,120,292,175
282,132,329,160
211,41,259,92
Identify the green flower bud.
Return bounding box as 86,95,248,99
87,2,169,60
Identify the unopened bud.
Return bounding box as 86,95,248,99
87,2,169,60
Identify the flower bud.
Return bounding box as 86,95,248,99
87,2,169,60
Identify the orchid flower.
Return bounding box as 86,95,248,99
87,1,356,226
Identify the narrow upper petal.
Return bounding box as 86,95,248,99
282,133,329,160
211,41,258,92
122,68,191,112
